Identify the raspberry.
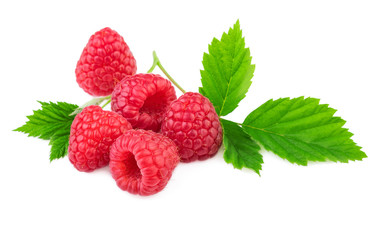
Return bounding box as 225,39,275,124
68,105,132,172
109,130,180,196
75,27,137,96
111,73,177,132
161,92,223,162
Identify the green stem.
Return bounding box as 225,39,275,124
101,98,111,108
70,95,111,116
147,51,186,94
147,52,158,73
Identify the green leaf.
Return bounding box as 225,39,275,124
200,20,255,116
14,101,78,161
221,119,263,175
242,97,367,165
48,127,72,161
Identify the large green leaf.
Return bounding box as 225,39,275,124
200,20,255,116
242,97,367,165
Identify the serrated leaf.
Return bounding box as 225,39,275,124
200,20,255,116
49,133,70,161
242,97,367,165
15,101,78,139
221,119,263,175
14,101,78,161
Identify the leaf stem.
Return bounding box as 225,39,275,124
227,118,285,137
70,95,111,116
147,52,158,73
101,98,111,108
147,51,186,94
221,118,242,126
221,118,283,136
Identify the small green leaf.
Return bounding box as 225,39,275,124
14,101,78,161
221,119,263,175
49,133,70,161
242,97,367,165
200,20,255,116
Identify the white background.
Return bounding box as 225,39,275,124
1,1,375,239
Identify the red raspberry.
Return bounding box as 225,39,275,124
109,129,179,196
111,73,177,132
68,105,132,172
75,27,137,96
161,92,223,162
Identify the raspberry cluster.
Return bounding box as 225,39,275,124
16,22,367,198
67,27,223,195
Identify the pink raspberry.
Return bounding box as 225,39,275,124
68,105,132,172
75,27,137,96
111,73,177,132
161,92,223,162
109,129,180,196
